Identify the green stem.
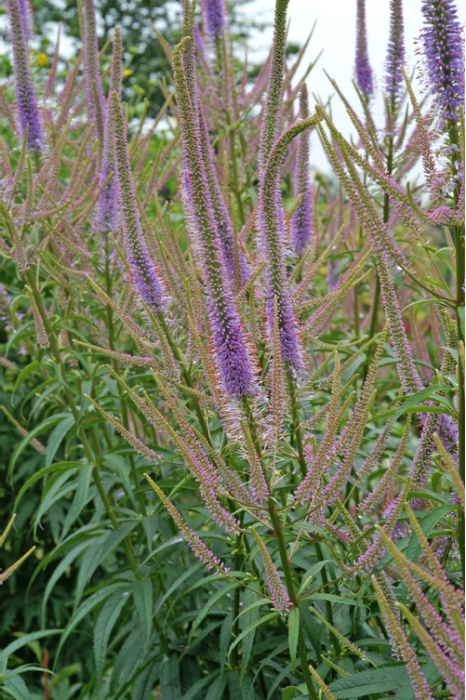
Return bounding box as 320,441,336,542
287,372,307,479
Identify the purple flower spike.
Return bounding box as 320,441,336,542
355,0,374,98
291,83,314,255
385,0,405,100
259,116,318,376
110,92,165,314
421,0,465,124
95,29,122,234
6,0,43,152
202,0,225,40
174,37,255,397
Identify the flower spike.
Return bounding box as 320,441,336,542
355,0,374,98
110,92,165,314
291,83,314,255
5,0,43,152
385,0,405,101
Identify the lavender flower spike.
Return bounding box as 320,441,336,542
385,0,405,101
110,92,165,314
291,83,314,255
5,0,43,152
355,0,374,98
202,0,225,40
260,116,319,376
174,37,255,397
421,0,465,123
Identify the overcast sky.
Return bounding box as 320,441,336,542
242,0,466,171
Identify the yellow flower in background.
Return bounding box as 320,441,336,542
37,53,48,67
123,69,133,78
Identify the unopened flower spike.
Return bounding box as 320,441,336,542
110,92,165,314
173,36,255,397
145,474,230,576
82,0,106,144
421,0,465,125
385,0,405,102
291,83,314,255
6,0,43,152
258,0,290,174
354,0,374,99
250,529,291,613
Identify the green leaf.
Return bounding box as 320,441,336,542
13,461,82,511
288,607,299,674
239,580,261,681
227,612,278,663
133,578,153,643
94,590,130,678
282,687,306,700
180,670,221,700
328,665,411,698
60,462,93,539
308,593,363,607
2,675,31,700
373,385,454,423
41,539,91,626
0,630,61,663
160,655,181,700
8,413,69,480
56,583,128,660
45,414,75,466
189,582,237,639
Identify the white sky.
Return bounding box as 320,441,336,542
242,0,466,171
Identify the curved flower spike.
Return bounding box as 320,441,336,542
82,0,106,144
6,0,43,152
259,114,319,376
110,92,165,314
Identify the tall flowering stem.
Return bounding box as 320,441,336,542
110,92,165,314
5,0,43,153
173,37,255,397
355,0,373,99
385,0,405,103
291,84,314,255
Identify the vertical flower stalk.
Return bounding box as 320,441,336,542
291,83,314,255
174,37,255,397
354,0,374,99
202,0,225,41
5,0,43,152
259,117,318,376
384,0,405,102
95,29,122,234
82,0,105,144
258,0,289,175
421,0,465,124
110,92,165,314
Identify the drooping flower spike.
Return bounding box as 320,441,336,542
5,0,43,152
354,0,374,99
173,36,255,397
110,92,165,314
385,0,405,101
421,0,465,124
